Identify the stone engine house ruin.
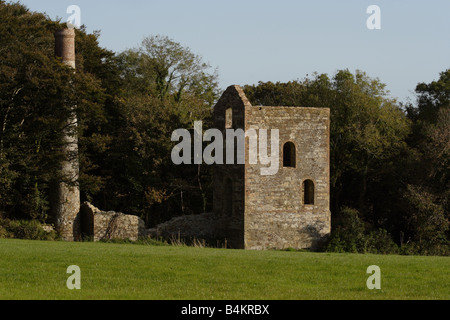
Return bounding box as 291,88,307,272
213,85,331,250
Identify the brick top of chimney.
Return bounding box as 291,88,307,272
54,29,76,69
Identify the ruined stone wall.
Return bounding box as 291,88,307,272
213,86,249,248
147,213,215,240
244,105,331,250
80,203,146,242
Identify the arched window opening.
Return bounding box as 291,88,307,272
223,178,233,216
303,180,315,205
283,142,296,168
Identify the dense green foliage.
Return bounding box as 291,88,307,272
0,1,448,255
0,239,449,300
0,1,218,228
0,2,105,222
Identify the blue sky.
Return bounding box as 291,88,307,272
16,0,450,103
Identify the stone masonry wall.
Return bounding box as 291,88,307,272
213,86,250,248
244,105,331,250
80,202,145,242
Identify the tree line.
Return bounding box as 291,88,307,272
0,1,448,254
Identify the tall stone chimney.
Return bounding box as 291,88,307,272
52,29,80,241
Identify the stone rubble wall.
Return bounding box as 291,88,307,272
80,202,146,242
147,213,215,240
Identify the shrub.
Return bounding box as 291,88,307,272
0,224,11,238
399,241,449,256
325,207,367,253
365,229,399,254
325,207,399,254
402,185,448,247
0,218,57,241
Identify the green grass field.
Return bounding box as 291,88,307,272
0,239,448,300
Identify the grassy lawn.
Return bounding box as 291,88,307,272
0,239,448,300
